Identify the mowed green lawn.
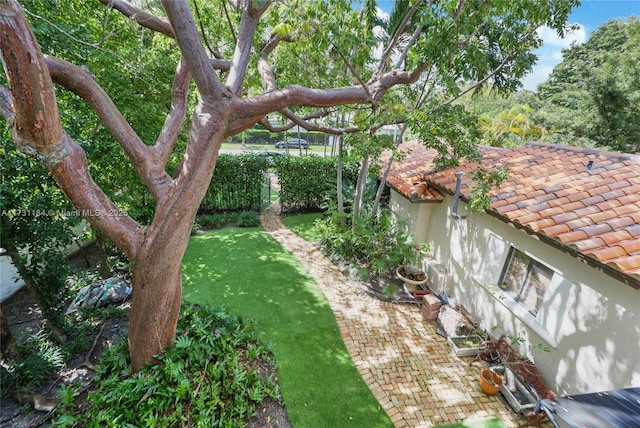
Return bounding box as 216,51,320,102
182,227,392,428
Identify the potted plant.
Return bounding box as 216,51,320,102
397,242,430,292
479,369,503,395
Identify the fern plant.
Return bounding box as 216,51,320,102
52,304,280,427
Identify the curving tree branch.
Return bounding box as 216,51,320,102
162,0,227,102
280,108,358,135
154,57,191,166
45,56,171,200
0,0,142,258
98,0,174,38
226,0,270,95
257,33,293,93
98,0,232,72
232,67,425,121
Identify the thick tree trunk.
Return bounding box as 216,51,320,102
127,99,228,371
129,253,183,372
127,202,196,371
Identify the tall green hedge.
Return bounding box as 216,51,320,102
200,154,269,212
200,154,359,215
276,156,343,213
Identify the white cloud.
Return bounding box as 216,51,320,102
521,23,587,91
521,64,555,91
537,23,587,48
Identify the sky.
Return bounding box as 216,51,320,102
375,0,640,91
522,0,640,91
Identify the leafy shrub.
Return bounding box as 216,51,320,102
275,156,360,213
236,211,260,227
54,304,279,427
198,213,234,229
316,207,414,279
192,211,260,234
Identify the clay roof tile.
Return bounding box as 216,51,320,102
585,246,627,262
580,223,615,236
566,217,595,230
597,230,634,245
557,230,588,244
608,255,640,272
582,195,606,206
618,239,640,254
542,224,571,238
570,237,606,252
587,210,618,224
622,184,640,195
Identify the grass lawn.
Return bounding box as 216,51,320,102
182,227,392,428
281,212,325,242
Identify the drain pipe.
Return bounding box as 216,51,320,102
452,170,467,220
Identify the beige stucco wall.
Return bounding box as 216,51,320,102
390,189,640,396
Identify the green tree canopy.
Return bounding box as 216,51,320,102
537,17,640,152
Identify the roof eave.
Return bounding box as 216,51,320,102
485,209,640,291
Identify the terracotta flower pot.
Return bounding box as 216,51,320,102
479,369,503,395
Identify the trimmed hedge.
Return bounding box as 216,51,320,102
276,156,347,213
200,154,269,213
200,153,359,215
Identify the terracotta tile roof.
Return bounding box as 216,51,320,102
380,144,444,202
384,141,640,289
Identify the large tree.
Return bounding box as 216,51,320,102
537,17,640,151
0,0,577,371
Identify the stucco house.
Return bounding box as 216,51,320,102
383,141,640,397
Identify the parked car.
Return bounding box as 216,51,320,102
256,150,286,166
274,138,309,149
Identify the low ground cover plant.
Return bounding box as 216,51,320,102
0,301,126,402
54,304,279,427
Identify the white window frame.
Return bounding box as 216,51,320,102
474,246,560,348
499,247,554,316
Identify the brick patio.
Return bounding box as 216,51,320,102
261,202,523,428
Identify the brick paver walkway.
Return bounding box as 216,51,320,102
261,201,521,428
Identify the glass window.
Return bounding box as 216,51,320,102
499,248,553,315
